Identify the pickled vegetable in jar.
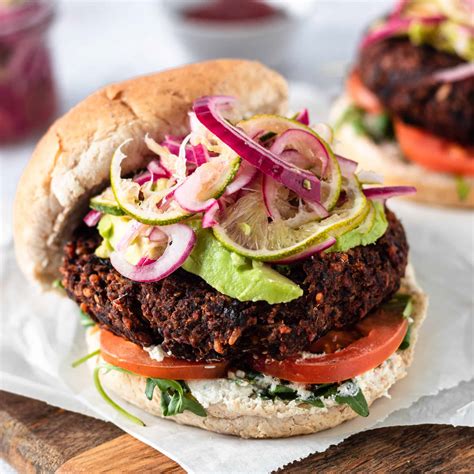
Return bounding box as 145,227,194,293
0,0,56,143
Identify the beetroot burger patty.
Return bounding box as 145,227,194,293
60,209,408,363
357,37,474,146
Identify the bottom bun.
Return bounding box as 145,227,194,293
86,264,427,439
330,94,474,209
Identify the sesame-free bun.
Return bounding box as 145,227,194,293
86,264,427,439
330,94,474,209
13,60,288,287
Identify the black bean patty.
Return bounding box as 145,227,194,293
61,209,408,362
357,37,474,146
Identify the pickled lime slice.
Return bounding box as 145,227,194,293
90,187,125,216
213,174,369,261
238,115,342,211
110,141,192,225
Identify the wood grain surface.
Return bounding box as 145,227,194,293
1,390,473,473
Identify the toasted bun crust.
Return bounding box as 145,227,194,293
13,60,288,287
330,94,474,209
86,264,427,439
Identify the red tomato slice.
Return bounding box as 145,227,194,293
395,120,474,176
100,329,229,380
250,308,408,384
346,70,384,115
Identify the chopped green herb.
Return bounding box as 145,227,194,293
303,179,311,190
71,349,100,368
52,279,64,290
455,175,470,202
259,131,277,143
145,378,206,417
80,311,96,328
94,364,145,426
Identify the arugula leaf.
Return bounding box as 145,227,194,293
383,294,412,319
399,323,412,350
80,310,96,328
93,365,145,426
71,349,100,368
455,175,470,202
145,378,206,417
304,397,325,408
334,382,369,417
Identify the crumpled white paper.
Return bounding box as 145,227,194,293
1,198,472,473
1,85,473,472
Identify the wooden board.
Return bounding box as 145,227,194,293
1,390,473,473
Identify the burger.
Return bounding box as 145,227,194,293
14,59,427,438
330,0,474,208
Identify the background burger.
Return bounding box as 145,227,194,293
330,0,474,208
14,59,427,438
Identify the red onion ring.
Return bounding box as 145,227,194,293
432,63,474,83
336,154,358,177
294,108,310,126
360,15,445,50
110,224,196,282
225,160,258,195
363,186,416,200
83,210,102,227
193,96,322,204
202,200,222,228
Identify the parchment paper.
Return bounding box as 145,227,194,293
1,86,473,473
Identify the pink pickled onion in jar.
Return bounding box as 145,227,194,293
0,0,57,143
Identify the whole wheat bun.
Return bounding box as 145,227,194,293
13,59,287,288
86,264,427,439
330,94,474,209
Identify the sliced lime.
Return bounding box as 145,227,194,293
213,174,369,261
110,141,192,225
90,187,125,216
238,115,342,211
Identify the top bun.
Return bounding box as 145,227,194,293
13,60,288,287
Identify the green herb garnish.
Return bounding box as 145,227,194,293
455,175,470,202
259,131,277,143
335,382,369,417
399,324,412,350
94,364,145,426
145,378,206,417
71,349,100,368
80,311,96,328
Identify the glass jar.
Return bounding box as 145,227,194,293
0,0,56,143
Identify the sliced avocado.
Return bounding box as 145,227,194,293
182,228,303,304
328,201,388,253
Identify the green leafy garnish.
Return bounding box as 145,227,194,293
145,378,206,417
335,105,393,142
399,324,412,350
335,383,369,417
52,279,64,290
259,131,277,143
383,294,412,350
94,364,145,426
71,349,100,368
80,311,96,328
455,175,470,202
383,294,412,319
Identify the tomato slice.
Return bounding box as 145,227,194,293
394,120,474,176
100,329,229,380
250,308,408,384
346,70,384,115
